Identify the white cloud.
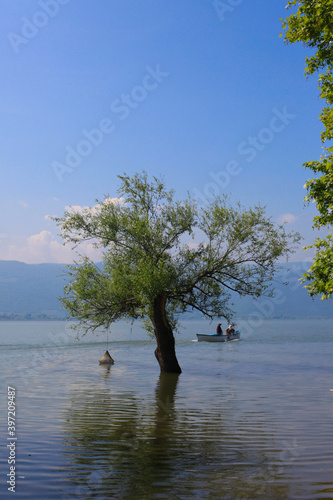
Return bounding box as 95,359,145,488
104,197,125,205
186,241,208,250
0,198,127,264
276,213,298,224
65,197,125,216
18,200,29,208
1,231,102,264
65,204,85,214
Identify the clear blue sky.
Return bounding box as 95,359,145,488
0,0,325,263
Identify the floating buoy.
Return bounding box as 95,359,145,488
99,350,114,365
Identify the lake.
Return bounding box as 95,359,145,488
0,319,332,499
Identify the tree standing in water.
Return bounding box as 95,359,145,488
55,172,299,373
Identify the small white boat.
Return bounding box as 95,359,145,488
196,331,241,342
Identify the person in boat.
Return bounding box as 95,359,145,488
216,323,222,335
226,325,235,335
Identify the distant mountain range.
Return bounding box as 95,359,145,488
0,260,332,320
0,261,67,320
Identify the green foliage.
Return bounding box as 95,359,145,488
54,172,300,335
281,0,333,300
301,234,333,299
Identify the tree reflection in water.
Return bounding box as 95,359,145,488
62,368,290,499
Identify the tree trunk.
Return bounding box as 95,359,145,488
151,295,182,374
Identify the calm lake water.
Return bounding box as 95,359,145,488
0,319,332,499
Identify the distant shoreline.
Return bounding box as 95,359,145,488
1,315,332,321
0,314,67,321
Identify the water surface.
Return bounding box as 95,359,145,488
0,319,332,499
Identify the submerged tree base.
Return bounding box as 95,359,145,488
153,294,182,373
154,346,182,374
